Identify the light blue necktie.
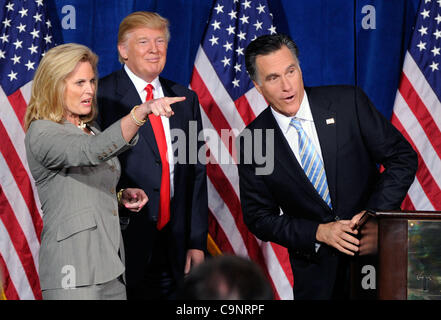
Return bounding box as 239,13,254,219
290,118,332,208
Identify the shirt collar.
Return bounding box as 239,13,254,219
270,90,313,134
124,64,161,96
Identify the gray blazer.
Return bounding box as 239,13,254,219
25,119,137,291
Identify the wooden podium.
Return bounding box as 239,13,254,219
351,211,441,300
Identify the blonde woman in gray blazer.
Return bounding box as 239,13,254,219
24,43,184,300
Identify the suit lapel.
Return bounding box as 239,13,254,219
266,110,303,183
262,109,322,203
258,107,329,208
307,88,337,210
116,68,160,158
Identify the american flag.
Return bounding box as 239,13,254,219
391,0,441,211
190,0,293,299
0,0,55,300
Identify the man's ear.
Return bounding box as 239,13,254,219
118,43,128,61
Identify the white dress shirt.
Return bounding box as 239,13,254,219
124,64,175,198
270,90,324,164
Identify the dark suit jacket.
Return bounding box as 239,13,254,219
97,68,208,288
237,85,417,299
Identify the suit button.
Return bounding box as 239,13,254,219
153,187,159,192
110,188,115,194
109,165,115,172
155,159,161,165
334,216,340,221
112,209,117,216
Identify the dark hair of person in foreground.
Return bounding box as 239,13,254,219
177,255,274,300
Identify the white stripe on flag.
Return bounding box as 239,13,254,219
393,92,441,190
0,220,34,300
194,47,246,133
407,176,435,210
0,152,41,264
402,53,441,131
20,81,33,105
0,87,42,216
244,87,268,119
259,241,294,300
200,107,240,195
0,87,28,164
207,178,249,257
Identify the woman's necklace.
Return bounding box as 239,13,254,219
77,120,86,130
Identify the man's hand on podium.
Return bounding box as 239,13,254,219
316,218,360,256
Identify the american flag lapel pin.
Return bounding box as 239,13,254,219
326,118,335,125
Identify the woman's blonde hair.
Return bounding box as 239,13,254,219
24,43,99,131
117,11,170,64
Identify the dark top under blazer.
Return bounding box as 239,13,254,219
97,68,208,288
237,85,418,299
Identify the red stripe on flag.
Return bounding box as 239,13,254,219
206,161,281,298
0,122,42,239
191,67,233,134
269,242,294,286
208,209,235,254
191,68,236,156
0,191,42,299
391,113,441,210
234,95,256,126
209,209,281,299
0,254,19,300
398,73,441,159
192,68,241,162
401,195,416,211
7,89,28,129
207,162,257,255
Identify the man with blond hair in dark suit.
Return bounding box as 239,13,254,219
97,11,208,300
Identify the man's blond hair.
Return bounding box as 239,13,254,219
117,11,170,64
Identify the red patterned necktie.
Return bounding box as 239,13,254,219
145,84,170,230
